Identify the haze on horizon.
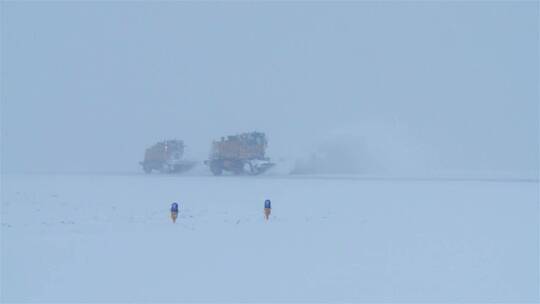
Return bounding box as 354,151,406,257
1,1,538,178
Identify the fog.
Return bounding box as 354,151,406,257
2,2,538,178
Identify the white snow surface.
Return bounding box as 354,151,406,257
1,173,538,302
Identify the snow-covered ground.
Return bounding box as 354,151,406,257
1,173,538,302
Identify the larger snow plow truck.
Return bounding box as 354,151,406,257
205,132,274,175
140,140,196,174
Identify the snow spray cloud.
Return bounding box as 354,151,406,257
291,120,437,177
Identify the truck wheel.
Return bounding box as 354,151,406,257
246,162,257,175
159,163,172,174
210,161,223,176
232,161,245,175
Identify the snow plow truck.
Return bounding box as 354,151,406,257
205,132,274,175
140,140,196,174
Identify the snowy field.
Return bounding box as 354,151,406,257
1,173,538,303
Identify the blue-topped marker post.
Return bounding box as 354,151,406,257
171,202,179,223
264,199,271,221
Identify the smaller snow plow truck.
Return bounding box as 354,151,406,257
205,132,274,175
140,140,196,174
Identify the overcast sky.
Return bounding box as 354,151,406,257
1,1,538,177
